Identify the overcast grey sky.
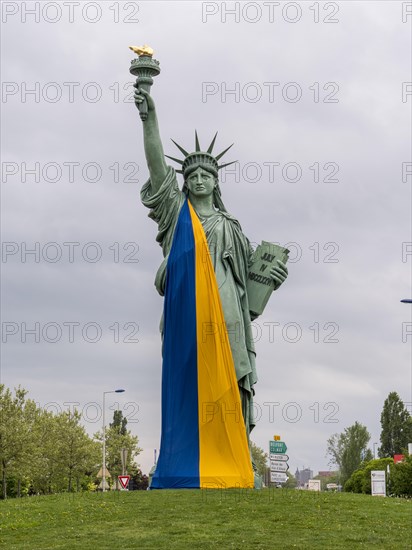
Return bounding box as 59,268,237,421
1,0,411,477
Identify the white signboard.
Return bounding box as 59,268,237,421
270,460,289,472
371,470,386,497
270,471,288,483
270,453,289,462
308,479,321,491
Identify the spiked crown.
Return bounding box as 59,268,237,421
165,131,236,178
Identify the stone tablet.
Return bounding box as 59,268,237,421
247,241,289,317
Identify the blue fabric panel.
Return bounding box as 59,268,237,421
151,200,200,489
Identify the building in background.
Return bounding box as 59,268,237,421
294,468,313,488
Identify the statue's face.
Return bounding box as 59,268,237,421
185,167,216,197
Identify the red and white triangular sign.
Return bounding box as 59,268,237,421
118,475,130,489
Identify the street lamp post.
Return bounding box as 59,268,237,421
102,389,125,492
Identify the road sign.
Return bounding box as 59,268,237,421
270,453,289,462
118,475,130,489
96,467,111,478
270,471,288,483
270,460,289,472
308,479,321,491
371,470,386,497
269,440,287,454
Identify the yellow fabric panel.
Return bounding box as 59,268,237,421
188,201,254,489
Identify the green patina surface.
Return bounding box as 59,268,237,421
132,52,288,446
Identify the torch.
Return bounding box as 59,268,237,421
129,45,160,121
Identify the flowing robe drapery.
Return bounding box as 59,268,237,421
141,166,257,488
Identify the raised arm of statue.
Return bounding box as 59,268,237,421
134,85,168,192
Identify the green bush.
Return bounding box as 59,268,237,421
390,456,412,497
345,456,412,497
345,458,393,494
344,469,363,493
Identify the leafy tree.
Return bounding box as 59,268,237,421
95,410,142,488
13,398,44,496
25,408,100,494
379,392,412,458
362,448,374,462
1,385,140,498
0,385,39,499
327,421,371,486
29,408,61,494
250,441,268,479
55,410,101,492
110,410,127,436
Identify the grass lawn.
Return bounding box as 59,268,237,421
0,488,411,549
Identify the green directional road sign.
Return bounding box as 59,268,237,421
269,440,287,454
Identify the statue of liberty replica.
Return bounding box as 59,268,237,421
130,46,288,489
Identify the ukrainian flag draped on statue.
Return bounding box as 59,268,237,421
151,199,254,489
